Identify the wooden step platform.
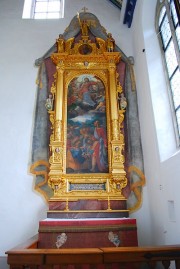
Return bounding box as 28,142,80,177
38,218,138,248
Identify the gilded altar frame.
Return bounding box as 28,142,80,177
48,33,127,201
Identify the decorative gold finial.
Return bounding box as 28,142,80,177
106,33,115,52
56,34,65,53
81,6,88,13
77,12,89,36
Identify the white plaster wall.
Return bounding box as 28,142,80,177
0,0,136,258
131,0,180,245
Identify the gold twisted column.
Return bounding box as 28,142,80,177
48,65,65,192
54,67,64,141
108,61,127,194
56,67,64,123
109,65,119,136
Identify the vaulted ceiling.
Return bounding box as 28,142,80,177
108,0,137,28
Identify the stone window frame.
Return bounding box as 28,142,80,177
23,0,64,19
156,0,180,146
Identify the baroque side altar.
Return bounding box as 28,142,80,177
48,31,128,207
30,11,145,248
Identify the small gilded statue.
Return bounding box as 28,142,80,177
118,93,127,110
45,93,54,111
56,34,65,53
77,12,89,36
106,33,115,52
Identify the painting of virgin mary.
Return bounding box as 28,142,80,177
66,74,108,174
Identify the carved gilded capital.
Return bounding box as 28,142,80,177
57,62,65,72
108,65,116,73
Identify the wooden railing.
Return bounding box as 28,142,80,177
6,235,180,269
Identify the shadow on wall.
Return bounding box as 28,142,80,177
0,257,9,269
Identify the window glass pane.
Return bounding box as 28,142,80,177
47,12,60,18
23,0,64,19
34,12,47,19
159,6,166,25
35,2,48,12
157,0,180,141
48,1,60,12
22,0,32,18
176,108,180,136
170,0,178,25
160,15,171,48
175,26,180,49
165,40,178,77
170,69,180,109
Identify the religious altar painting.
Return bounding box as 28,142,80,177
66,74,108,174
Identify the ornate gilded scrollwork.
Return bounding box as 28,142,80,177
118,110,125,129
54,147,63,164
109,174,127,195
49,111,55,142
48,176,66,195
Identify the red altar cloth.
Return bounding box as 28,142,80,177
38,218,138,248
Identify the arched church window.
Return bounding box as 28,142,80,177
22,0,64,19
157,0,180,144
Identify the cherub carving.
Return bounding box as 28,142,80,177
118,93,127,110
45,94,53,111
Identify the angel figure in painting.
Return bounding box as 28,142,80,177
78,77,97,107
